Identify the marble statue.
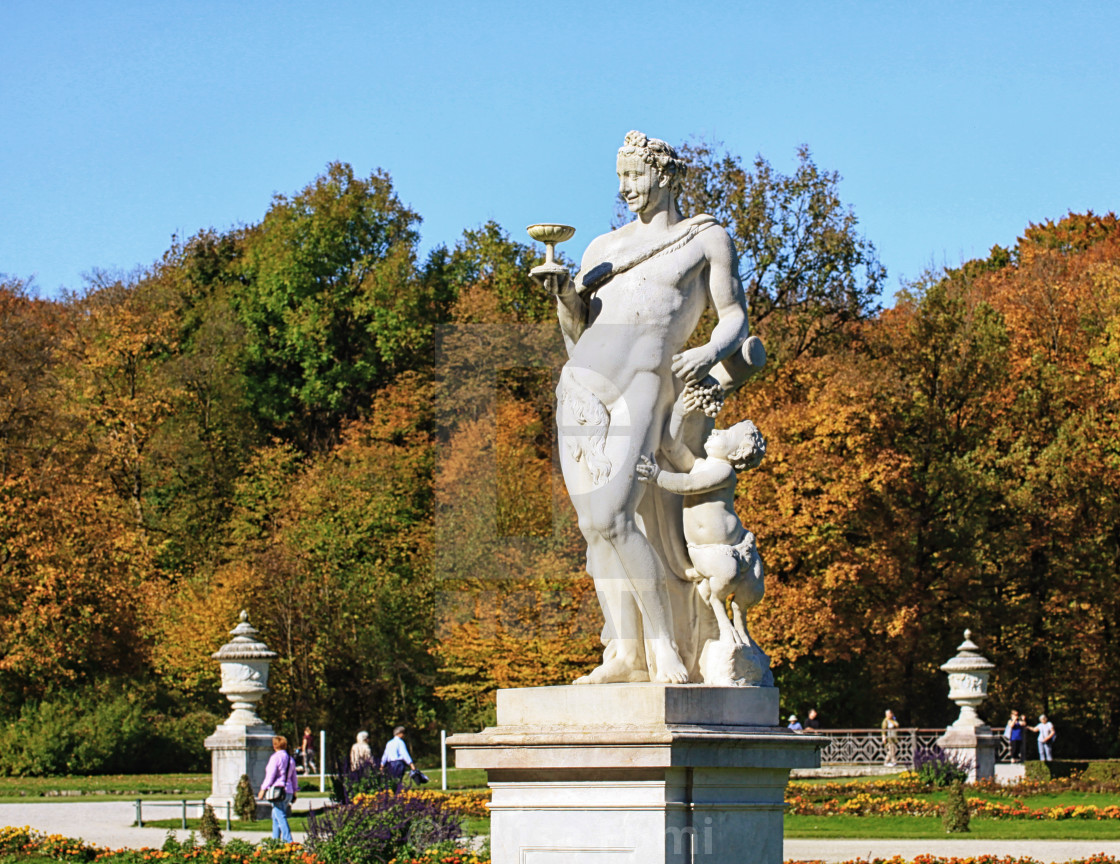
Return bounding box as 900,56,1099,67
531,130,770,686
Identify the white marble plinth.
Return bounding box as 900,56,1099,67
449,685,822,864
205,722,275,818
937,725,997,781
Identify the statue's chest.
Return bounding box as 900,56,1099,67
596,250,704,314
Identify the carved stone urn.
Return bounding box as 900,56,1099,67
213,610,278,727
936,629,997,780
940,629,995,730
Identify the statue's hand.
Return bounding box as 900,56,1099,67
672,346,717,383
635,454,660,484
530,263,573,297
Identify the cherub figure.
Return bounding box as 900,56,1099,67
636,419,766,651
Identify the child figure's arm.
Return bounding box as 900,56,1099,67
663,378,724,472
636,454,736,495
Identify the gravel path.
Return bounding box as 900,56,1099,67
0,799,309,848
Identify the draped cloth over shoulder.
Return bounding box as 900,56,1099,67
577,215,719,298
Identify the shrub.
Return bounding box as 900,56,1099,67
307,790,462,864
0,681,222,776
235,773,258,821
1084,760,1120,783
329,757,393,805
200,803,223,844
913,746,970,787
1025,760,1052,781
941,779,971,833
0,683,150,775
149,709,223,772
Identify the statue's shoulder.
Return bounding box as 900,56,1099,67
690,215,735,256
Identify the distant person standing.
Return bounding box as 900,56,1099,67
1009,711,1025,762
804,709,821,730
381,726,417,782
881,709,899,766
1030,714,1056,762
1003,710,1018,761
786,714,803,732
350,731,373,771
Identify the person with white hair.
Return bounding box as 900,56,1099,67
349,730,372,770
1029,714,1056,761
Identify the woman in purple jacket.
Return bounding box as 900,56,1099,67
257,735,298,841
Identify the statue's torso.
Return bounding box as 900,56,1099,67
564,224,711,396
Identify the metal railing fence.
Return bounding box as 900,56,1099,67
814,728,1016,765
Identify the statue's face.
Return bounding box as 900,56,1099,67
704,427,735,461
617,153,664,215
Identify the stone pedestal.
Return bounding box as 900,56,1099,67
937,725,997,782
205,721,276,817
449,685,822,864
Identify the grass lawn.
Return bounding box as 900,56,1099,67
415,766,488,790
142,815,310,833
785,814,1120,840
0,774,327,804
0,775,212,798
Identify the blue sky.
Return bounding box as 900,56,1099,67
2,1,1117,301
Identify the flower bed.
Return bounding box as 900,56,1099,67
792,773,1120,802
786,793,1120,820
353,789,491,818
0,826,316,863
787,858,1120,864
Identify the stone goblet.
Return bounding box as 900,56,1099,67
528,223,575,290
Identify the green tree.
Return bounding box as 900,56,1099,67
236,162,442,449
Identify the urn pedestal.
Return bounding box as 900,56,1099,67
204,611,278,818
449,685,822,864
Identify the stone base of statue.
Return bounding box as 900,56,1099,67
937,723,997,781
205,721,276,820
449,685,822,864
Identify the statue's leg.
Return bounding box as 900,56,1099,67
558,378,647,683
560,371,688,684
728,538,765,645
688,545,743,645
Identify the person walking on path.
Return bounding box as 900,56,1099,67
1030,714,1056,761
881,709,900,766
350,731,373,771
257,735,298,842
300,726,315,773
381,726,416,783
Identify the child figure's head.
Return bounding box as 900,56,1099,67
704,419,766,472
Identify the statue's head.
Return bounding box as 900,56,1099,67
617,131,687,191
711,419,766,473
617,131,687,215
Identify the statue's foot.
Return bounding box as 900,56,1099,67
574,659,650,685
651,643,690,684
